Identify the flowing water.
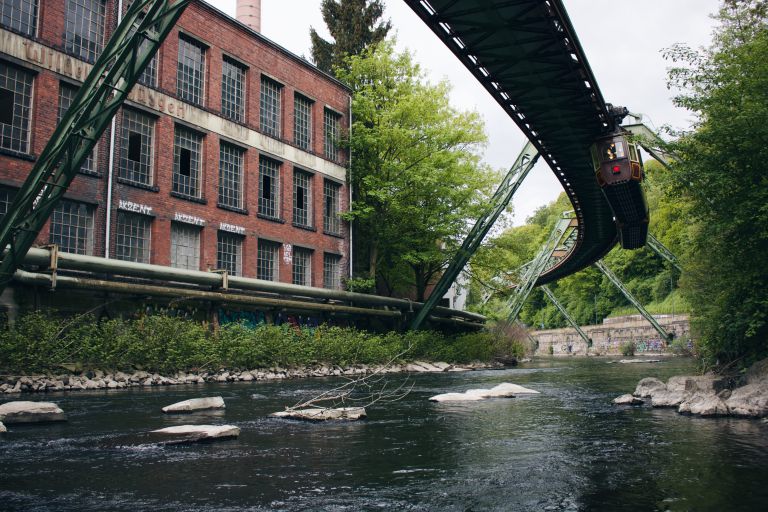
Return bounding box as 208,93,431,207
1,357,767,511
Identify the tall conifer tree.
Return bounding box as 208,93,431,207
310,0,391,73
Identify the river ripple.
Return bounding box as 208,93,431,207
1,357,767,511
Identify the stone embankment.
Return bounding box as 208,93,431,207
0,360,499,395
615,358,768,418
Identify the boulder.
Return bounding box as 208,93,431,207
725,383,768,418
679,393,729,416
162,396,225,413
0,401,67,424
430,382,539,402
633,377,666,398
150,424,240,443
619,359,661,364
0,421,6,433
651,390,689,408
614,394,644,405
745,358,768,385
271,407,367,421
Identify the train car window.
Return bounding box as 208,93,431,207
629,143,638,162
601,141,625,161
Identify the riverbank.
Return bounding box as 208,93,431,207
0,360,503,395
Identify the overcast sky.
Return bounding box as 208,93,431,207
204,0,721,224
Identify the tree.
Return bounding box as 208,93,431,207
310,0,391,73
663,0,768,368
336,41,497,301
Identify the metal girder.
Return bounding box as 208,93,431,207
507,212,577,323
0,0,191,291
594,259,672,341
410,140,539,330
540,284,591,347
647,233,682,272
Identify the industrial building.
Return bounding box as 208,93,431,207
0,0,351,290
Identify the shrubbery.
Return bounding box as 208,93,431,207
0,311,526,374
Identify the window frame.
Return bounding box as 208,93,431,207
260,75,282,138
323,179,342,235
0,60,34,154
258,155,280,219
216,230,244,276
64,0,106,64
221,56,246,123
115,211,152,263
292,169,313,227
170,221,201,270
323,107,341,161
176,33,206,106
172,124,204,199
0,0,38,37
58,82,98,174
293,93,312,151
323,252,342,290
49,199,95,255
118,107,156,186
292,246,312,287
257,239,280,281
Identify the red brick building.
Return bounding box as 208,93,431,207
0,0,351,290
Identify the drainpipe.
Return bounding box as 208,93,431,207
347,94,353,281
104,0,124,258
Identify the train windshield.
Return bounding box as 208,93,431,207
600,139,626,161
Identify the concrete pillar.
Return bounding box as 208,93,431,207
237,0,261,33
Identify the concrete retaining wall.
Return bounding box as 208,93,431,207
532,314,690,356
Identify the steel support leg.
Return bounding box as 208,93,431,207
594,259,672,341
0,0,191,292
540,284,592,347
410,141,539,330
647,233,681,272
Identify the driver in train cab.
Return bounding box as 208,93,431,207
605,143,617,160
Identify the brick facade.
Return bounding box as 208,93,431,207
0,0,350,288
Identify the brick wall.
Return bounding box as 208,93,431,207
0,0,351,288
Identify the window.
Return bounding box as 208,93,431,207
173,126,203,198
218,142,244,209
324,108,341,160
59,83,97,174
217,231,243,276
293,170,312,227
323,179,341,235
177,35,205,105
260,76,281,138
323,253,342,290
119,108,154,185
257,239,279,281
170,222,200,270
0,187,16,221
258,156,280,218
292,247,312,286
0,61,33,154
1,0,38,36
221,58,245,122
294,94,312,150
115,211,151,263
64,0,106,63
127,3,157,87
49,200,94,255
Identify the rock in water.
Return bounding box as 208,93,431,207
161,396,225,413
150,425,240,444
725,383,768,418
0,401,67,424
271,407,367,421
429,382,539,402
614,394,644,405
679,393,729,416
633,377,666,398
0,421,6,433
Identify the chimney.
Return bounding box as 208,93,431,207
236,0,261,33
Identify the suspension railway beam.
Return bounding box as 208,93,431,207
410,141,539,330
0,0,192,293
540,285,592,347
594,259,672,341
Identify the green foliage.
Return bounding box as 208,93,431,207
337,41,497,300
309,0,391,73
620,342,636,357
663,1,768,367
343,276,376,293
0,312,516,374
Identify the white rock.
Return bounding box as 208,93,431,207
0,421,6,433
619,359,661,364
679,393,729,416
162,396,225,413
150,424,240,441
0,401,67,424
651,390,689,408
633,377,667,398
725,383,768,418
614,394,644,405
429,382,539,402
271,407,367,421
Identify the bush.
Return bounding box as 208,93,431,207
620,342,636,357
0,310,514,374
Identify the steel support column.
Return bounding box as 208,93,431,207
410,141,539,330
594,259,672,341
540,284,592,347
647,233,681,272
0,0,191,292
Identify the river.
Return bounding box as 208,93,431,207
1,357,767,511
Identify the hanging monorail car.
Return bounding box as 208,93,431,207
590,131,649,249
